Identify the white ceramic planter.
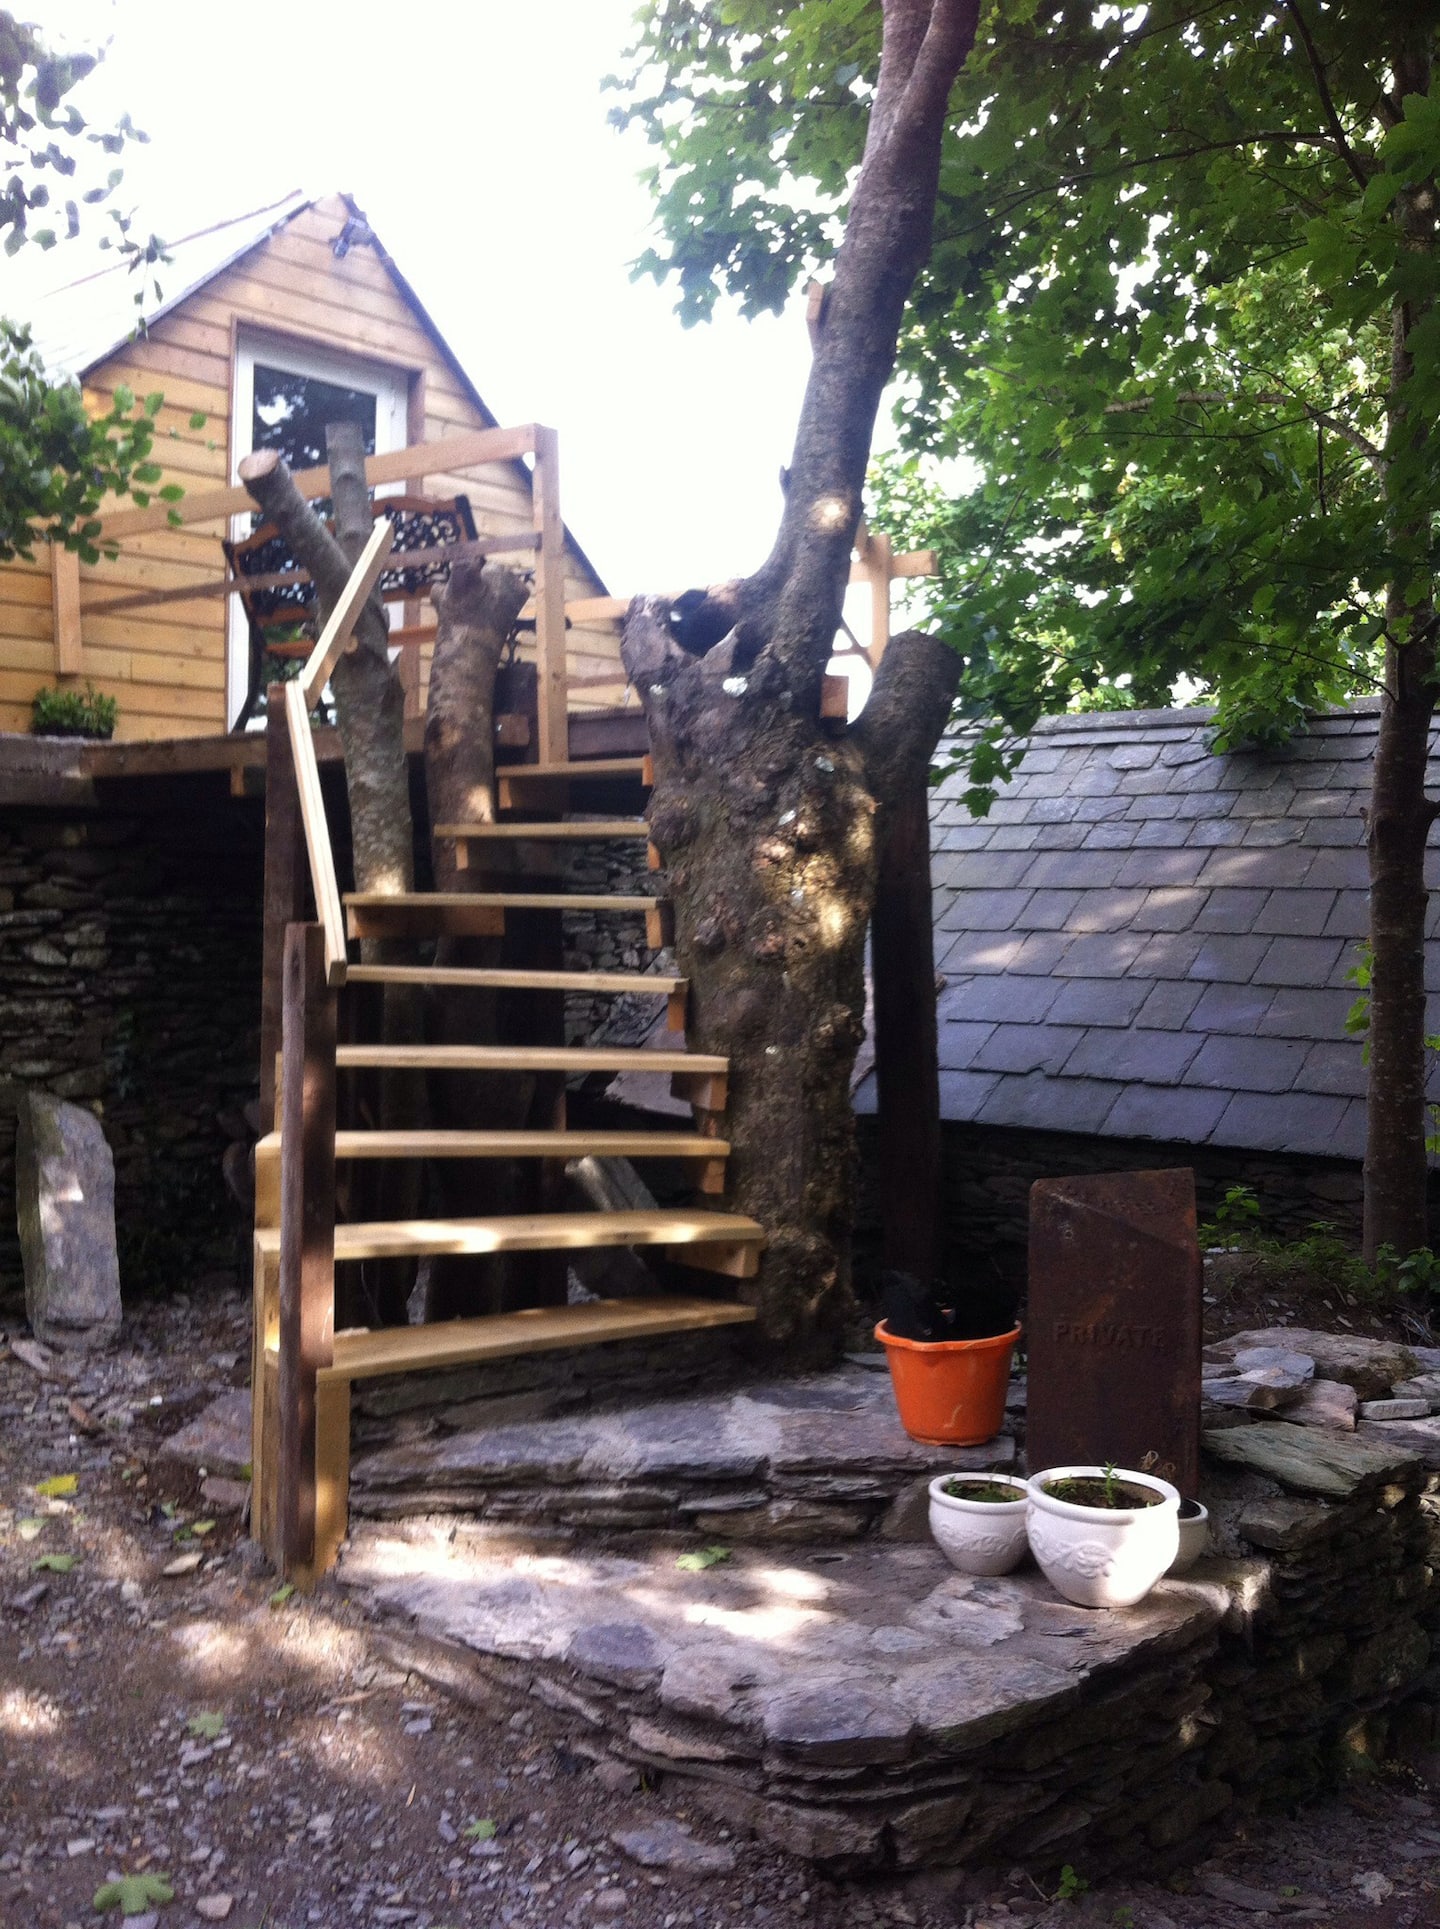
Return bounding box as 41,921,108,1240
1025,1465,1180,1608
928,1473,1030,1576
1169,1500,1211,1575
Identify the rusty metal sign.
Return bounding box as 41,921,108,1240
1026,1168,1201,1498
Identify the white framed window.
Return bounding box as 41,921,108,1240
227,329,409,726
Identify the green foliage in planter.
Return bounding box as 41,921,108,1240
30,680,117,737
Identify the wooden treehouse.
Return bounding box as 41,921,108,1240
10,194,937,1583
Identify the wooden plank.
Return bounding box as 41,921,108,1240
49,545,83,675
499,757,649,783
345,964,685,996
335,1043,728,1074
344,890,661,912
435,819,648,842
307,1375,351,1586
285,680,348,984
290,1293,758,1383
345,899,506,941
868,527,893,662
551,549,935,627
276,923,337,1579
891,548,938,579
299,516,396,705
259,688,308,1134
256,1216,763,1272
96,424,540,540
531,424,567,765
872,773,941,1284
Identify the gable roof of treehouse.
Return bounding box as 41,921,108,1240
8,190,614,739
851,699,1431,1168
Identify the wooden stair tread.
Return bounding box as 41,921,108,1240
499,758,649,782
257,1129,730,1159
434,820,648,841
334,1043,726,1073
314,1296,757,1383
255,1209,764,1267
344,891,660,913
344,965,684,995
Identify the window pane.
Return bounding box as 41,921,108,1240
252,365,378,473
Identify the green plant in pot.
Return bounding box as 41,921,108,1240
928,1470,1030,1575
1024,1462,1180,1608
31,683,118,740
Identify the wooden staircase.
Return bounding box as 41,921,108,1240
253,528,762,1584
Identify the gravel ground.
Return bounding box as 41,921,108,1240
3,1280,1439,1929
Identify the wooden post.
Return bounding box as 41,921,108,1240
531,425,568,765
868,528,893,663
276,921,337,1578
872,776,941,1286
260,687,308,1134
50,544,83,675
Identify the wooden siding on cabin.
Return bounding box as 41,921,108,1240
0,194,622,740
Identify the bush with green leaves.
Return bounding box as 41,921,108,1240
31,680,117,737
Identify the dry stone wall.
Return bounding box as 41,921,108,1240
0,784,263,1304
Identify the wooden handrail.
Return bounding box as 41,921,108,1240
97,423,540,541
299,517,396,705
284,679,347,986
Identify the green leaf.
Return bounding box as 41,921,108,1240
187,1710,225,1738
17,1517,45,1540
462,1817,497,1841
268,1582,296,1609
190,1519,215,1537
675,1544,732,1572
187,411,206,430
92,1870,174,1914
33,1552,77,1572
35,1474,77,1498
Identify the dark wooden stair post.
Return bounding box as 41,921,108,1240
872,774,942,1287
259,685,308,1136
277,921,337,1579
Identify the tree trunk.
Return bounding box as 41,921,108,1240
621,1,977,1355
1364,20,1438,1265
421,556,536,1318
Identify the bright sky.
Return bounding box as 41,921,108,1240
18,0,821,597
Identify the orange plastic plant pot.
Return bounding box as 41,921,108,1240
874,1319,1021,1447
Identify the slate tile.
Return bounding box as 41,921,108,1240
1187,1034,1309,1093
1160,739,1212,766
936,1021,999,1072
1253,936,1346,987
1231,786,1297,818
1289,761,1341,789
1129,793,1184,820
974,1071,1122,1135
1131,819,1193,848
1254,888,1338,937
1024,850,1125,889
1298,1039,1367,1098
1136,980,1206,1028
983,798,1031,824
1013,772,1074,799
1131,887,1206,933
1193,888,1269,934
1063,1027,1204,1084
1048,977,1152,1026
1027,796,1083,824
1329,1099,1368,1161
946,975,1060,1024
853,1068,878,1112
1014,888,1085,931
936,930,1028,976
1294,790,1358,818
1302,847,1369,890
1116,766,1183,796
1178,807,1247,838
1108,743,1161,770
1115,848,1211,887
1212,1091,1353,1156
1065,765,1123,798
1038,822,1094,851
973,1023,1087,1076
935,1069,1001,1120
1241,819,1309,849
987,826,1043,850
1104,1085,1231,1144
1074,795,1133,823
1009,932,1074,975
1301,816,1364,845
937,888,1035,932
933,825,995,853
1187,934,1270,983
1188,981,1277,1034
1196,848,1291,887
1051,931,1149,978
1132,931,1208,979
1068,888,1152,934
1015,747,1065,774
1258,987,1357,1038
1088,822,1141,849
1323,890,1368,939
938,851,1035,890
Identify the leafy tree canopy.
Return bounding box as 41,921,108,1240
0,9,172,561
611,1,1440,802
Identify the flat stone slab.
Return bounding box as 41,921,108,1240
1203,1420,1419,1496
1357,1413,1440,1469
160,1389,252,1479
351,1368,1014,1539
1286,1379,1358,1431
1357,1397,1431,1421
1207,1329,1416,1401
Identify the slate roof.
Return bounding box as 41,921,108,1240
853,699,1435,1162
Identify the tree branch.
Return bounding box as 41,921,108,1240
1282,0,1372,190
854,627,962,810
